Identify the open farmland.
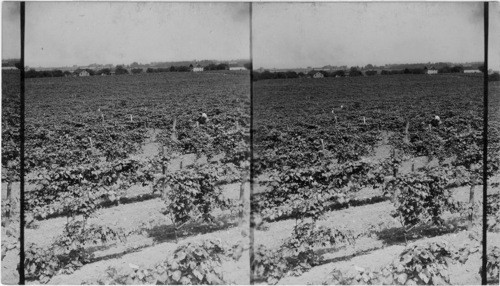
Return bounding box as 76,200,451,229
251,74,500,284
1,70,21,284
22,71,251,284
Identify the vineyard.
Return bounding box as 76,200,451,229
1,70,499,284
251,74,500,284
2,69,21,284
5,71,251,284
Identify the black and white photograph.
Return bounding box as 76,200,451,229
3,2,251,284
2,1,21,284
250,2,499,285
1,1,500,285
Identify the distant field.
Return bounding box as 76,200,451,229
254,73,482,134
26,71,250,129
253,74,484,172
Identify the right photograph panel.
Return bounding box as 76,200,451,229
251,2,492,285
488,2,500,286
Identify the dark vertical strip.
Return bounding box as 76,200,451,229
248,2,254,284
19,1,26,285
482,2,488,285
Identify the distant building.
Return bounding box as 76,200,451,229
79,70,90,77
313,72,324,78
229,66,246,71
192,66,204,72
463,69,481,74
424,66,438,75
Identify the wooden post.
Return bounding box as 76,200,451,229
239,171,248,226
320,139,325,154
89,137,93,149
363,116,366,125
411,163,415,172
130,114,133,122
468,180,475,230
334,116,338,125
392,149,398,177
171,119,178,141
162,146,166,175
101,113,105,123
6,182,12,201
404,121,410,144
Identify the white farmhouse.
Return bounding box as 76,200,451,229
192,66,204,72
79,70,90,77
313,72,324,78
424,66,438,75
229,66,246,71
463,69,482,74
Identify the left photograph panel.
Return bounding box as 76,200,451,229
22,2,251,284
1,1,21,284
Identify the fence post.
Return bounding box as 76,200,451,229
404,121,410,144
468,179,476,230
162,145,166,175
171,119,178,141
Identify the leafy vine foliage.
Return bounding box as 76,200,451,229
383,166,463,229
86,239,238,285
24,73,250,283
327,241,469,285
153,163,232,227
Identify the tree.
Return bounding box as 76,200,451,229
131,68,143,74
97,68,111,75
489,72,500,82
244,62,252,70
14,62,23,70
349,67,363,77
365,70,377,76
115,65,129,75
216,63,229,70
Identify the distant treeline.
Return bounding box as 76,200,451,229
145,63,230,73
24,62,250,78
253,65,485,81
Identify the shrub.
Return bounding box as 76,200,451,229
489,72,500,82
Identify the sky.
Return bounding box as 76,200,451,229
491,2,500,72
24,2,250,67
254,2,499,71
1,2,499,71
2,1,20,60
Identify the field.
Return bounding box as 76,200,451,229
5,71,251,284
251,74,500,285
1,71,499,285
2,70,21,284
